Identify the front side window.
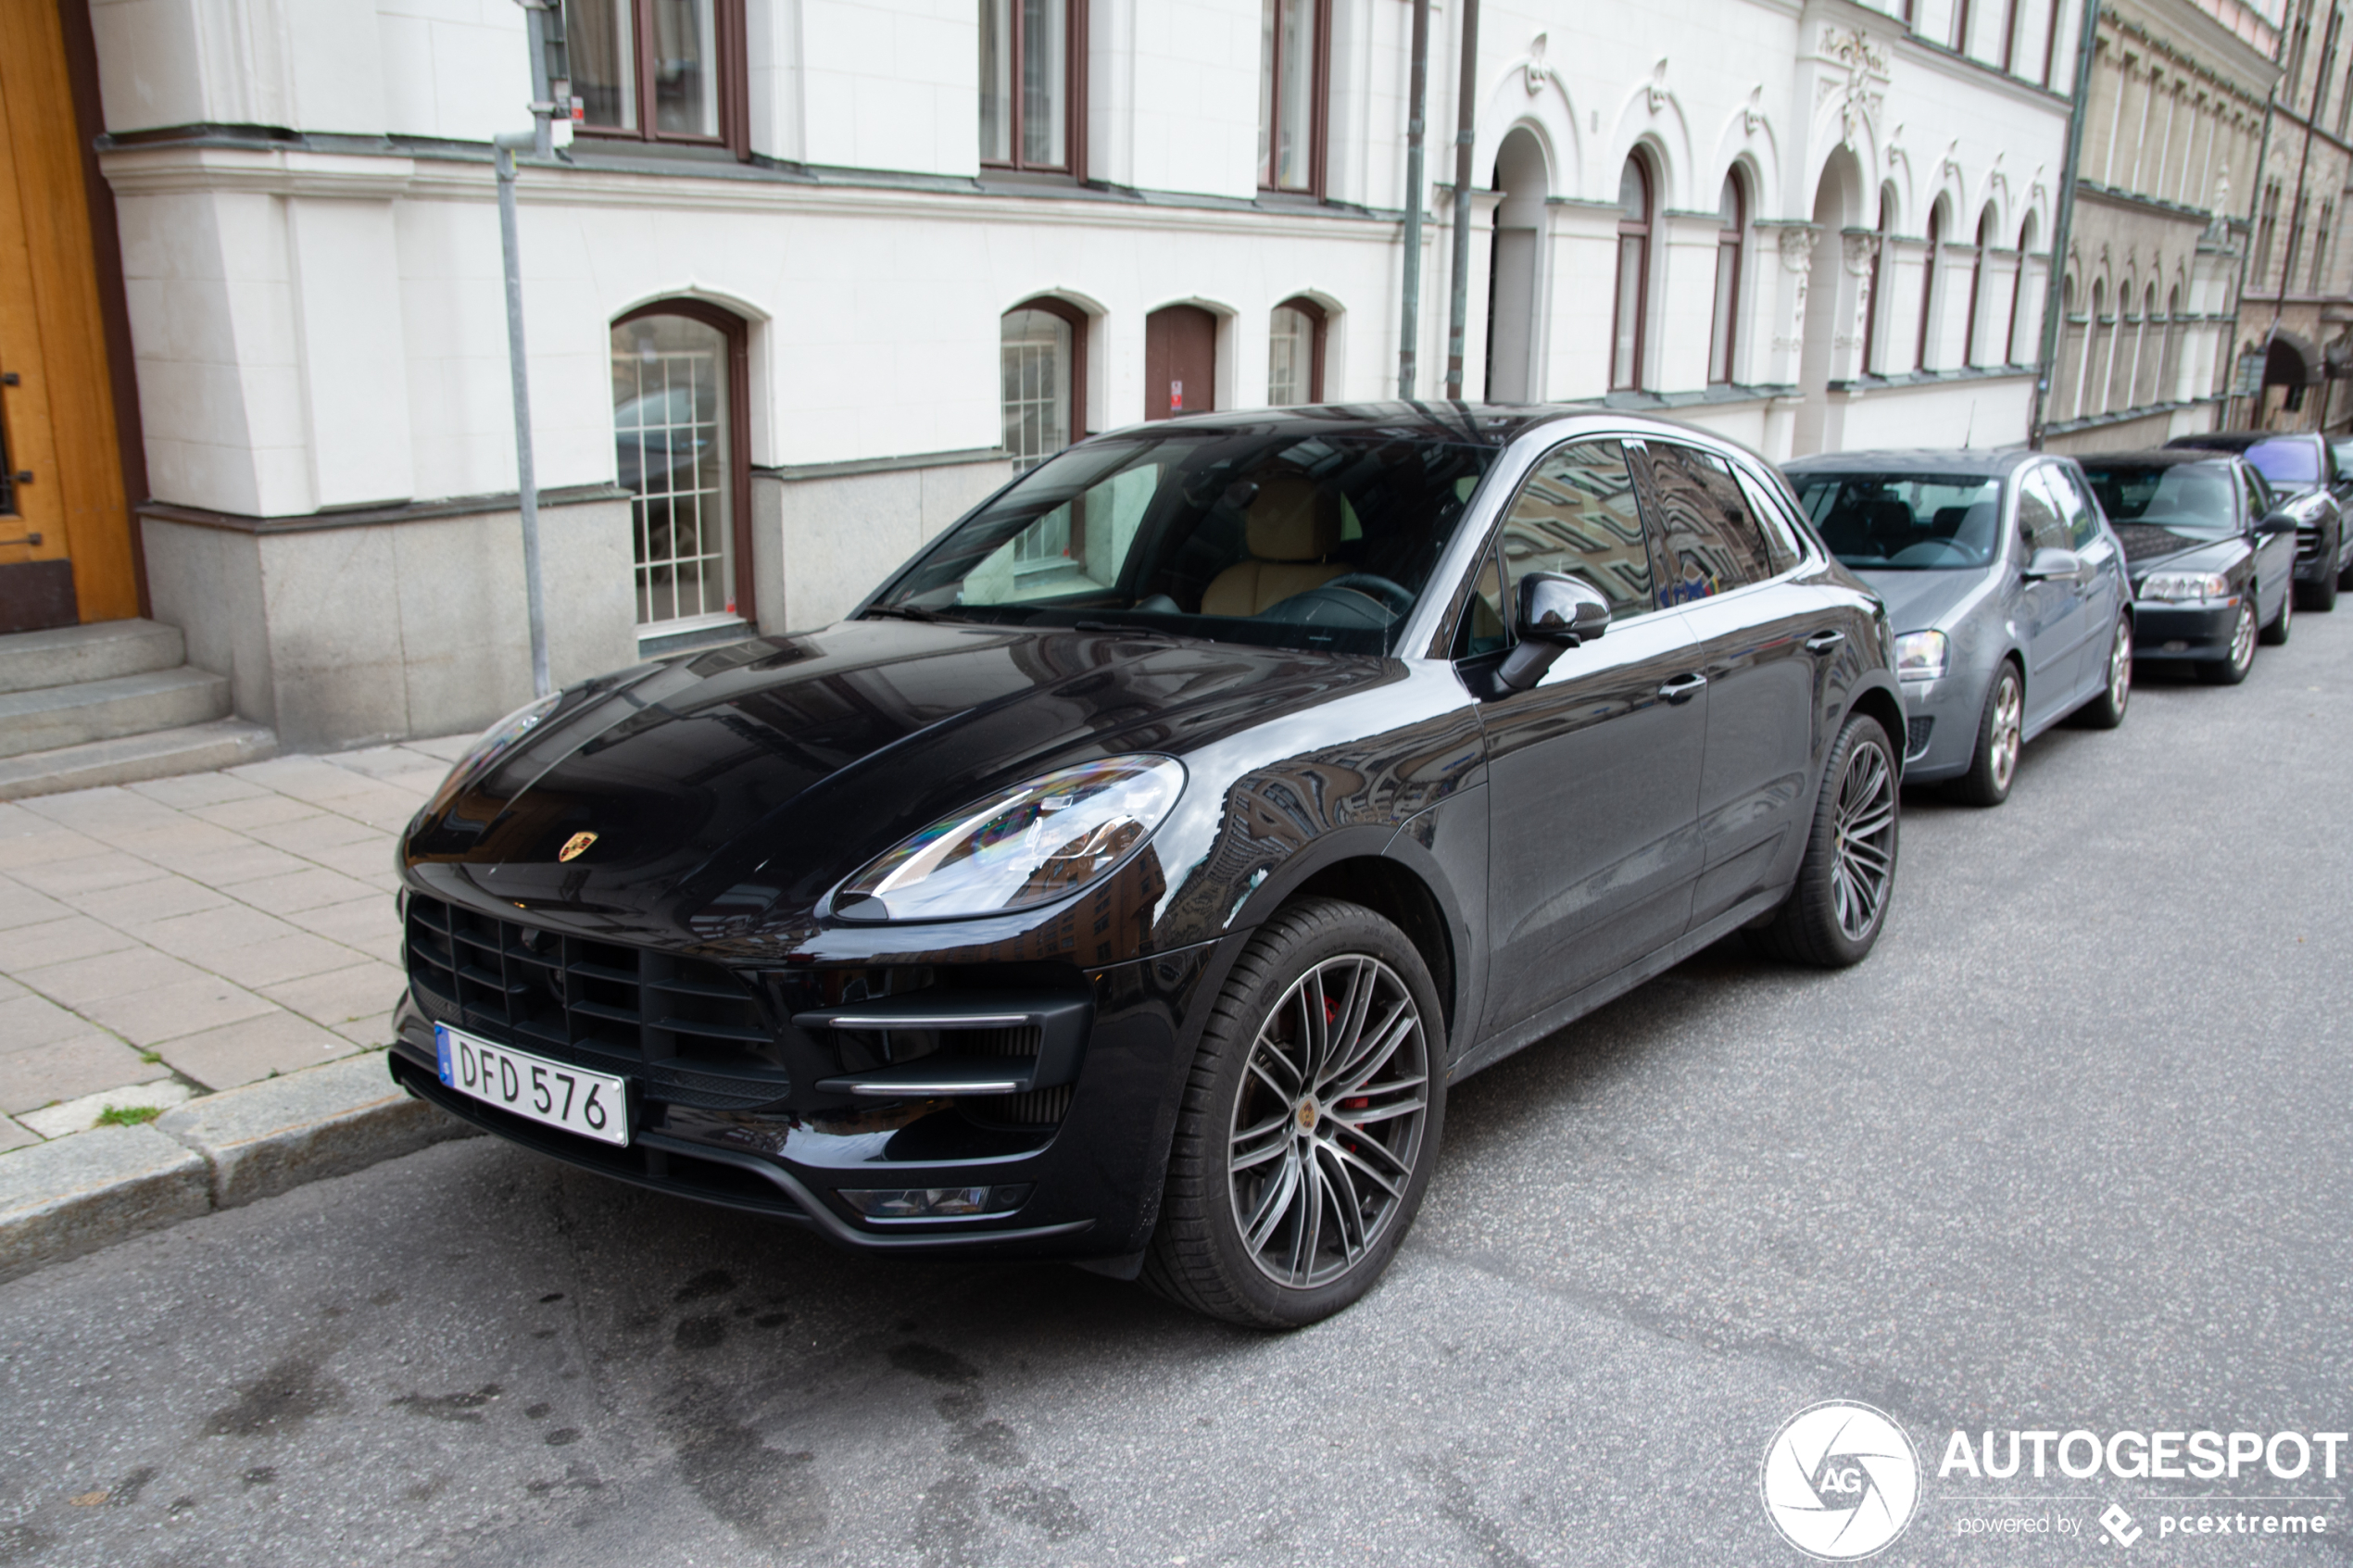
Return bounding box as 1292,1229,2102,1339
1612,157,1653,390
980,0,1075,171
1491,439,1655,621
1637,443,1774,601
565,0,733,144
2017,469,2073,555
1793,471,2006,571
2051,467,2105,550
1258,0,1327,192
873,426,1498,655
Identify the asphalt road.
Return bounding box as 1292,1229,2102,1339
6,608,2351,1568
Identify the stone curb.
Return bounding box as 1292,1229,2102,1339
0,1051,479,1286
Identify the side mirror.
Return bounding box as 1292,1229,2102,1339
2021,546,2084,583
1497,572,1610,692
2256,510,2298,536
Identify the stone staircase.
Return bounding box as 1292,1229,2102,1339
0,621,275,800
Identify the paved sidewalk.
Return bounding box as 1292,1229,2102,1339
0,738,464,1150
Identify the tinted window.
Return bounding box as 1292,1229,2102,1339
1792,471,2003,570
1639,442,1773,602
2050,467,2104,550
1493,438,1655,621
2241,465,2272,521
2079,461,2237,536
875,426,1498,654
2018,469,2072,555
2242,438,2321,487
1456,545,1509,658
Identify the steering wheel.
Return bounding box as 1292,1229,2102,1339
1319,572,1416,616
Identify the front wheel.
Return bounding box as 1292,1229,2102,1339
2076,614,2133,727
2260,579,2294,646
1948,661,2024,806
1745,711,1899,968
1142,898,1445,1328
2198,597,2258,685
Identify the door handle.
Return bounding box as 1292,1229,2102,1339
1658,672,1708,703
1803,630,1845,655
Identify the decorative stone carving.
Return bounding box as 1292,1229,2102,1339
1744,84,1766,137
1524,32,1553,97
1843,232,1881,276
1648,58,1670,115
1817,26,1889,145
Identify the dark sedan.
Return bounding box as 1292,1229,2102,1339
389,407,1904,1327
2164,430,2351,609
2077,451,2298,684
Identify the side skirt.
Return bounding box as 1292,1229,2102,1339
1444,883,1793,1085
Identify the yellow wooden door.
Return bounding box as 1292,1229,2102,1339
0,0,136,630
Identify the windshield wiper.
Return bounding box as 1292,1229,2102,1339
862,603,944,621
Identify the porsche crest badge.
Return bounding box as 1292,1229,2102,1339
558,831,598,863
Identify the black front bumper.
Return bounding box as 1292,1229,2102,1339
2133,599,2241,660
389,937,1228,1261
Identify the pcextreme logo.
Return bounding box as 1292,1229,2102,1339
1761,1401,1922,1561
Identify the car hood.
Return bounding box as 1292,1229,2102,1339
1852,568,1996,633
2110,524,2247,576
402,620,1409,948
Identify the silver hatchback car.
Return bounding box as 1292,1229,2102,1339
1782,450,2133,806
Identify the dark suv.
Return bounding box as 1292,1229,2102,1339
390,407,1904,1327
2164,431,2352,609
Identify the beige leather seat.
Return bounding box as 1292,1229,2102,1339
1200,474,1345,617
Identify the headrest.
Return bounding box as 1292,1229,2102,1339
1865,499,1914,535
1245,474,1340,561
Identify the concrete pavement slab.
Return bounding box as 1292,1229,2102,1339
185,793,326,833
19,1080,199,1138
13,947,208,1010
0,875,71,929
155,1010,359,1090
75,973,278,1047
260,961,405,1028
0,992,98,1053
0,1114,31,1153
0,1037,170,1114
0,916,138,972
154,1049,475,1210
133,903,308,960
220,865,377,913
0,1123,208,1283
124,771,271,808
7,851,162,898
333,1010,394,1047
70,873,233,927
282,894,397,948
197,932,363,990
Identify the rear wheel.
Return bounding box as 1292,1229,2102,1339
2198,597,2258,685
2260,579,2294,645
1947,662,2024,806
1746,712,1898,968
1142,898,1444,1328
2074,615,2133,729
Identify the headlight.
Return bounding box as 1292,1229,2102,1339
2138,571,2232,604
424,691,561,816
1894,629,1948,681
832,756,1186,923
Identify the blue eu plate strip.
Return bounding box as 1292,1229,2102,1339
434,1024,455,1085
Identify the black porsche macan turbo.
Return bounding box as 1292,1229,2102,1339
391,406,1905,1326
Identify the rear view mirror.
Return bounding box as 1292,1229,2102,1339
2256,510,2298,536
1498,572,1610,691
2021,546,2084,583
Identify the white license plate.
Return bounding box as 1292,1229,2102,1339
435,1024,629,1147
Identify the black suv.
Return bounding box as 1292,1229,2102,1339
391,407,1903,1326
2165,430,2353,610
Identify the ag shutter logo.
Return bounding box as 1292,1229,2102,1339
1762,1401,1922,1560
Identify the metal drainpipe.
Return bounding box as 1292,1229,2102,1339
2031,0,2107,447
1444,0,1482,401
497,0,563,698
1398,0,1432,398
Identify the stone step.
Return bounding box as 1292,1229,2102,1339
0,668,233,760
0,619,186,696
0,718,277,800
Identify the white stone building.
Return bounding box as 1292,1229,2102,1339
3,0,2095,753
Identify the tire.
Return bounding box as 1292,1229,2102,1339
2298,565,2338,611
1141,897,1446,1328
1946,661,2024,806
1745,711,1899,969
2260,578,2294,646
2197,596,2258,685
2074,614,2133,729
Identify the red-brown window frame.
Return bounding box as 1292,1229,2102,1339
1916,201,1946,370
568,0,750,156
1260,0,1332,196
612,298,757,626
1271,295,1327,401
980,0,1089,178
1006,295,1092,445
1707,172,1746,386
1611,154,1654,393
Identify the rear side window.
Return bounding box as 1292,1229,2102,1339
1636,441,1774,603
2017,468,2072,555
1732,463,1806,574
1491,438,1656,621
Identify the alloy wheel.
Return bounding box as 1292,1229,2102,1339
1227,955,1429,1290
1829,738,1896,942
2107,621,2133,715
2229,600,2256,674
1989,671,2023,793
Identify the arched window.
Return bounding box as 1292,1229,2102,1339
612,303,750,630
2006,213,2038,365
2159,283,2183,400
1864,188,1895,373
2078,279,2105,417
2055,273,2081,412
1001,298,1088,471
1268,297,1327,405
1964,208,1993,366
2109,282,2142,411
1707,172,1746,385
1917,201,1945,370
1612,155,1654,391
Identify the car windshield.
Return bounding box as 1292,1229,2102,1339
2078,461,2237,538
868,424,1499,654
2241,439,2319,487
1791,473,2004,570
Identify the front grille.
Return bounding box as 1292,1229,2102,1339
2298,527,2322,560
1905,716,1934,759
404,892,786,1106
967,1085,1076,1128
